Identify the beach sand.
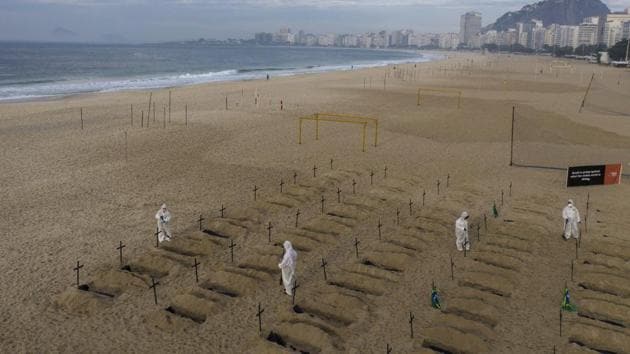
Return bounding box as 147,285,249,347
1,52,629,353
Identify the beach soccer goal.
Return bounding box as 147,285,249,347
297,113,379,152
417,87,462,109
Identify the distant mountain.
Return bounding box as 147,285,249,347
51,27,77,38
485,0,610,32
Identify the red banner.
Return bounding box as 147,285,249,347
604,164,622,185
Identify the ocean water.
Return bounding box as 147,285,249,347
0,42,438,101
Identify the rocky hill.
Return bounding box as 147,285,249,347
485,0,610,32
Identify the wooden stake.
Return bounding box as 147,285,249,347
321,258,328,280
192,258,200,283
409,312,415,338
168,91,171,123
80,108,83,130
354,238,360,258
267,222,273,243
450,256,454,280
117,241,125,266
378,218,383,240
149,277,159,305
295,209,301,228
185,104,188,126
147,92,152,123
256,303,264,333
198,214,204,231
130,104,133,126
74,261,83,287
352,179,356,194
229,239,236,263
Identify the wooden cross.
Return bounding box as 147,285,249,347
192,258,200,283
154,227,160,248
117,241,126,266
501,190,504,206
352,179,356,194
509,182,512,197
330,158,334,169
313,165,318,177
198,214,204,231
384,166,388,178
291,280,300,305
229,239,237,263
321,258,328,280
295,209,301,228
267,222,273,243
337,187,341,203
354,238,360,258
256,303,265,333
370,170,374,185
253,185,259,201
409,199,414,216
437,179,441,195
409,312,415,338
386,343,392,354
447,174,450,188
280,179,285,193
396,208,400,226
293,172,298,184
73,261,83,288
320,195,326,214
378,218,383,240
220,204,226,218
149,277,160,305
450,256,454,281
422,190,426,206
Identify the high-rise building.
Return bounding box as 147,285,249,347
578,22,599,46
459,11,482,48
598,9,630,45
438,33,459,49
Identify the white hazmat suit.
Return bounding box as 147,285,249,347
278,241,297,296
155,204,172,243
455,211,470,251
562,200,581,240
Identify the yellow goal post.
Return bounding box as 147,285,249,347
417,87,462,109
298,114,373,152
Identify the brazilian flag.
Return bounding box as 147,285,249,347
561,288,577,312
431,286,441,309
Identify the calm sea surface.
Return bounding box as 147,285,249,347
0,42,439,101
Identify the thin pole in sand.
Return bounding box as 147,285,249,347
225,96,228,110
280,179,285,193
337,187,341,203
509,182,512,197
80,108,84,130
383,74,386,90
291,280,299,304
124,131,128,162
313,165,318,178
409,312,415,338
384,166,388,178
352,179,357,194
163,106,166,129
378,218,383,240
220,204,226,218
293,172,298,185
149,277,159,305
330,158,333,170
559,309,563,336
198,214,204,231
185,104,188,126
422,190,426,206
130,104,133,126
437,179,441,196
510,106,515,166
321,258,328,280
192,258,200,283
409,199,414,216
147,108,150,128
295,209,301,228
267,222,273,243
370,170,374,185
354,238,360,258
321,195,326,214
256,303,265,333
450,256,454,280
501,190,504,206
447,174,450,188
117,241,126,266
147,92,152,122
253,185,258,201
154,227,160,248
229,239,236,263
579,73,595,113
363,78,366,89
396,208,400,226
168,91,171,123
141,111,144,128
484,214,487,230
74,261,83,288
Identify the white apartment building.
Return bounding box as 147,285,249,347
438,33,459,49
599,9,630,45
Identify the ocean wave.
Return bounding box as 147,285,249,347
0,53,442,102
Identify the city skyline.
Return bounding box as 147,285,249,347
0,0,627,43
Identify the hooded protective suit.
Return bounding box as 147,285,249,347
562,200,580,239
278,241,297,296
155,204,172,243
455,211,470,251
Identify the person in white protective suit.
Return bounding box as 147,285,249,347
562,200,581,240
278,241,297,296
455,211,470,251
155,204,172,242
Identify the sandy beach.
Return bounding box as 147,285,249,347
1,52,629,353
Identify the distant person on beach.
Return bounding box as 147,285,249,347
455,211,470,251
278,241,297,296
155,204,172,242
562,200,581,240
266,74,269,80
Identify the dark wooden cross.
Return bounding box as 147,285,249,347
409,312,415,338
192,258,200,283
253,185,259,201
396,208,400,226
354,238,360,258
256,303,265,333
291,280,300,305
370,170,374,185
437,179,441,196
422,190,426,206
378,218,383,240
352,179,357,194
293,172,298,184
313,165,318,177
387,343,392,354
117,241,126,266
409,199,414,216
384,166,388,178
295,209,301,228
198,214,204,231
280,179,285,193
220,204,226,218
509,182,512,197
337,187,341,203
73,261,83,288
320,195,326,214
154,227,160,248
447,174,450,188
267,222,273,243
149,277,160,305
330,158,334,169
501,190,504,206
450,256,455,280
321,258,328,280
229,239,237,263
